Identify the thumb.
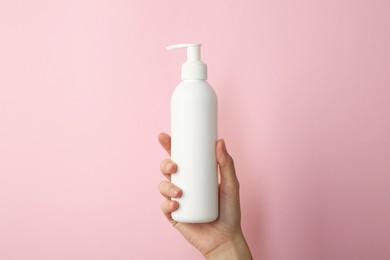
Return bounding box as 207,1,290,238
216,139,239,189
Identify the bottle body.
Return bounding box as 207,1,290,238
171,79,218,223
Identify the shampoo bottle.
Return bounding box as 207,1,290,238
167,43,218,223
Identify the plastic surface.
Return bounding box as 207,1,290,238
167,43,207,80
168,44,218,223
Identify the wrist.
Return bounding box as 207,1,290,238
204,232,253,260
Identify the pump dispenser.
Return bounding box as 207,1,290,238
167,43,218,223
166,44,207,80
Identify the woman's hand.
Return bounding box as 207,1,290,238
158,133,252,259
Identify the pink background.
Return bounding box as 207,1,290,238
1,0,390,259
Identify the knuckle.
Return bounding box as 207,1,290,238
158,180,167,191
160,202,166,212
160,158,174,173
160,159,168,171
161,200,169,213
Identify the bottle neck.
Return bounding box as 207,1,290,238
181,62,207,80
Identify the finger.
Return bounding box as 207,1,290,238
161,199,179,225
160,158,177,180
158,132,171,155
158,180,182,199
216,139,239,192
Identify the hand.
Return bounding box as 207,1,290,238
158,133,253,260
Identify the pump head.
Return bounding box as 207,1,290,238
167,43,207,80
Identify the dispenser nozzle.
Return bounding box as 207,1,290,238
167,43,201,61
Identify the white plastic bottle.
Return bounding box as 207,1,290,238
167,43,218,223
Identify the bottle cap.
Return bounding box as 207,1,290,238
167,43,207,80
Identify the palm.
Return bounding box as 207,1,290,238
177,222,221,252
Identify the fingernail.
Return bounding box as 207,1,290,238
165,162,173,171
171,188,180,197
169,201,175,208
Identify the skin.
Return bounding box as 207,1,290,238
158,133,253,259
